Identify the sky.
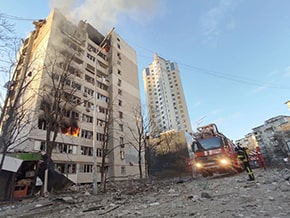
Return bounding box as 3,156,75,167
1,0,290,140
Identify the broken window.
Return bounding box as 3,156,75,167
117,79,122,86
85,74,94,84
120,137,124,147
81,129,93,139
118,89,122,95
86,53,96,62
72,81,81,91
55,163,76,174
97,118,106,127
38,118,46,130
97,93,109,103
81,146,93,156
54,143,77,154
82,114,93,123
96,133,105,142
121,166,126,175
79,164,93,173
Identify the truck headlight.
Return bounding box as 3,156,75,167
219,158,229,165
195,162,202,168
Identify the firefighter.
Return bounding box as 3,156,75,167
236,145,255,181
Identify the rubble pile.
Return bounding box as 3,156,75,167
0,168,289,218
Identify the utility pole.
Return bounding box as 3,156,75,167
92,27,115,195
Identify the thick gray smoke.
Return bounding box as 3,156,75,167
49,0,158,33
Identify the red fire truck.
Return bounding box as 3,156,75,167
192,123,244,177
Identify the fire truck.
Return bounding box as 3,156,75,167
192,123,244,177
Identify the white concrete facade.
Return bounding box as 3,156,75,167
142,53,192,134
10,9,144,183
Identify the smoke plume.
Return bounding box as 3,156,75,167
49,0,158,33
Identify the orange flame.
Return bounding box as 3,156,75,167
103,45,110,52
63,127,80,137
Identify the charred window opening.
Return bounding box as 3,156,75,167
60,119,80,137
40,99,52,112
98,51,107,61
40,141,46,151
63,93,81,104
63,110,80,120
38,118,46,130
55,163,76,174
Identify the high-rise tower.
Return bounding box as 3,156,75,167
142,53,192,134
6,9,144,183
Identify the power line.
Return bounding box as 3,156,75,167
131,42,290,90
1,14,288,90
0,13,38,21
179,63,290,90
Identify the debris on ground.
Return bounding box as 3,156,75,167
0,168,289,218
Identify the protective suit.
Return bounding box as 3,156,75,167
236,146,255,181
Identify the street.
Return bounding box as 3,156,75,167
0,167,289,218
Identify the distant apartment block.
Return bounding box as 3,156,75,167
252,115,290,164
7,9,144,183
235,133,258,151
142,53,192,134
237,115,290,165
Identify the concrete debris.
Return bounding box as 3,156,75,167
0,168,289,218
200,192,212,199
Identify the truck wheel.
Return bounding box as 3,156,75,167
202,172,208,177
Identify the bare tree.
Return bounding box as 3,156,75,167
158,131,175,155
149,132,191,179
99,98,126,192
0,15,35,171
0,13,16,113
0,70,34,171
125,104,163,179
98,99,145,192
38,50,84,158
126,104,146,179
0,13,18,64
99,103,112,192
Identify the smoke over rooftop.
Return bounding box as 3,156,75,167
49,0,158,33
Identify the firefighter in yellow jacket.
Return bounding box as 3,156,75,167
236,145,255,181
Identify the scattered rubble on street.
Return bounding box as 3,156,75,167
0,168,289,218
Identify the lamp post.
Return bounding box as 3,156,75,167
92,27,114,195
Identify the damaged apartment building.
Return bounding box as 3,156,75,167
7,9,144,184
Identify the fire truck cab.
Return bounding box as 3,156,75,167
192,124,243,177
